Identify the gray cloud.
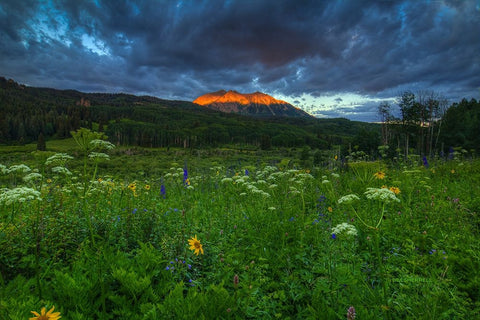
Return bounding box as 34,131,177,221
1,0,479,121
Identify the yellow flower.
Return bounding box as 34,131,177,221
334,155,338,160
381,185,387,189
389,187,401,195
46,179,52,184
144,184,151,190
128,182,136,191
185,178,191,186
451,169,455,174
188,235,204,255
327,206,333,213
374,171,386,179
30,306,61,320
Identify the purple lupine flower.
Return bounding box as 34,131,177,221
422,156,429,168
245,169,249,176
332,234,337,240
183,165,188,183
160,184,166,198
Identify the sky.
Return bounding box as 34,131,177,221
1,0,479,122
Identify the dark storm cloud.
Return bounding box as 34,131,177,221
0,0,479,121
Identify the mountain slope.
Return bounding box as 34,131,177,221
194,90,313,118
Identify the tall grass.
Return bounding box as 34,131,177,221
0,138,479,319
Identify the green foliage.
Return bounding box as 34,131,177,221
1,144,480,318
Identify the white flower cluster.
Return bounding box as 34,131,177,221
0,187,42,205
364,188,400,203
88,152,110,161
89,139,115,151
338,194,360,205
52,166,72,175
332,222,358,237
45,153,74,166
7,164,32,174
23,172,43,183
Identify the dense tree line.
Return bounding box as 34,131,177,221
376,90,479,158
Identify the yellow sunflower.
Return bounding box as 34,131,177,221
389,187,401,195
188,235,204,255
374,171,386,179
30,306,61,320
144,184,151,191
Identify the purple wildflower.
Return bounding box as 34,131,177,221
160,184,166,198
347,306,356,320
183,165,188,183
422,156,429,168
332,233,337,240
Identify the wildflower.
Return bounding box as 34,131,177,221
334,155,338,160
450,169,455,174
337,194,360,205
347,306,356,320
0,187,42,205
160,184,166,198
128,182,136,192
89,139,115,150
364,187,400,203
327,206,333,212
30,306,61,320
233,274,239,288
51,166,72,175
45,153,74,166
188,235,204,255
331,223,358,238
331,233,336,239
422,156,429,168
23,172,43,183
88,152,110,161
389,187,401,195
183,166,188,184
374,171,386,179
245,169,249,176
144,184,151,191
9,164,32,173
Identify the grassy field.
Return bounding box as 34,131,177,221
1,134,479,319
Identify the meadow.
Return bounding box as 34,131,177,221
0,130,479,319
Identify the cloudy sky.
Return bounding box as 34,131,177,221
1,0,479,121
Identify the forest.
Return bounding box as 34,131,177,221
1,77,479,159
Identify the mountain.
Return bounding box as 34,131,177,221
193,90,313,118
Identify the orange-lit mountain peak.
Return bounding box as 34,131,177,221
244,92,289,105
194,90,290,106
193,89,227,105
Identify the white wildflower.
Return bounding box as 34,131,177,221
88,152,110,160
268,207,276,210
322,180,330,184
221,177,233,183
331,173,340,178
0,164,8,174
0,187,42,205
89,139,115,150
364,187,400,203
23,172,43,183
52,166,72,175
269,184,278,189
338,194,360,205
8,164,31,173
45,153,74,166
332,222,358,237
